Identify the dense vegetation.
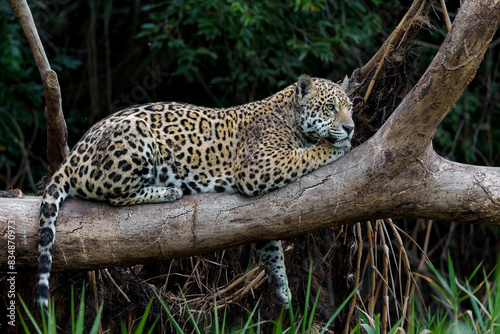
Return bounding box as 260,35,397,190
1,0,499,332
1,0,498,192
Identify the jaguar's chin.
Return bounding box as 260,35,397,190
325,136,337,145
327,135,351,148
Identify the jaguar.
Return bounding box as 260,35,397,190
36,74,354,318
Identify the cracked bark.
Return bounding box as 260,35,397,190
0,0,499,271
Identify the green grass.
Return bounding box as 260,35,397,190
17,286,154,334
416,253,500,334
153,263,357,333
18,286,104,334
16,256,500,333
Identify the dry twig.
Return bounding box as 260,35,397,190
344,223,363,334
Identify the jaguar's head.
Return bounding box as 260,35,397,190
294,74,354,148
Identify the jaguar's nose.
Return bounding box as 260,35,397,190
343,125,354,136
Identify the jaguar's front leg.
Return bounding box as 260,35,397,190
254,240,291,308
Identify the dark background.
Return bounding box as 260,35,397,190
1,0,499,331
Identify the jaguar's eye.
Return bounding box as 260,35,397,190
326,103,338,115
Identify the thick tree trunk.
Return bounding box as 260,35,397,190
1,148,499,272
1,0,499,272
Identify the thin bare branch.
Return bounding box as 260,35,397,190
9,0,69,174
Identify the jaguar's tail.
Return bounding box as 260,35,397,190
35,172,70,319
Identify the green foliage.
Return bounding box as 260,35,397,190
151,263,357,333
435,89,500,165
0,3,44,190
153,271,356,333
135,0,393,104
14,256,500,333
418,253,500,333
347,255,500,334
132,298,159,334
17,285,157,334
18,286,103,334
349,310,404,334
425,10,500,166
0,2,82,192
2,1,498,192
1,0,403,191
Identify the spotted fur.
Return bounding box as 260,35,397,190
36,74,354,317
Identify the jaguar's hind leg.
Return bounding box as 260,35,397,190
255,240,291,308
109,186,183,206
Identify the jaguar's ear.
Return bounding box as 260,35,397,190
341,75,349,92
296,74,316,102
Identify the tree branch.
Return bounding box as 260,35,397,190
358,0,433,80
1,144,499,272
9,0,69,175
1,0,499,272
374,0,500,152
